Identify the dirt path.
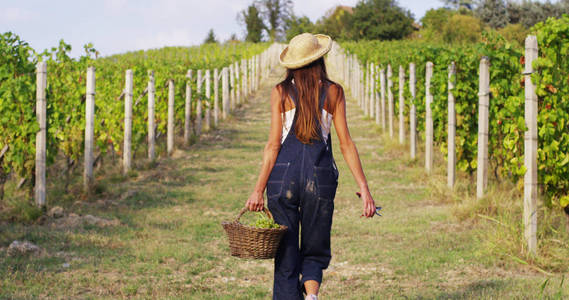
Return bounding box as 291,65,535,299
1,67,561,299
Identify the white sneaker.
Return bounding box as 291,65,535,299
305,294,318,300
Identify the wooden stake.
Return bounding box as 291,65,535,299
375,65,380,125
184,70,192,146
167,79,175,156
388,64,394,138
380,68,386,130
214,68,219,127
229,64,235,111
205,69,211,131
123,69,133,175
477,57,490,198
222,67,229,119
84,66,95,191
149,71,156,158
196,70,202,136
409,63,417,159
399,65,405,144
448,62,456,188
524,35,538,255
235,62,240,105
35,61,47,208
425,62,434,172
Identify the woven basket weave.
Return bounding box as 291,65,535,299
222,207,288,259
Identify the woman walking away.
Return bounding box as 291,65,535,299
245,33,378,300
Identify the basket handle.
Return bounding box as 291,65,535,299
235,207,274,223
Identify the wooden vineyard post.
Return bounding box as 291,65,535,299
398,65,405,144
364,63,369,115
477,57,490,199
248,59,252,95
184,70,192,146
235,62,240,105
448,62,456,188
84,66,95,191
167,79,175,156
409,63,417,159
35,61,47,208
205,69,211,131
242,59,247,99
368,63,375,118
256,55,260,90
425,62,434,172
375,65,380,125
222,67,229,119
196,70,202,136
380,68,386,130
123,69,133,175
388,64,394,138
229,64,235,111
149,71,157,158
214,68,219,127
524,35,538,255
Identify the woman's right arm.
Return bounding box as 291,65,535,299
245,86,283,211
330,84,377,218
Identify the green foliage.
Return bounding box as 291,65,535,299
241,5,265,43
0,32,38,179
507,0,568,28
442,14,484,44
530,14,569,207
248,212,280,229
498,23,529,46
0,34,268,200
343,14,569,210
350,0,414,40
314,6,354,41
258,0,292,41
285,15,315,41
475,0,509,29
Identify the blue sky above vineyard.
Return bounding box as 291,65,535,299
1,0,439,57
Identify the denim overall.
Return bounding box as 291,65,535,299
267,82,339,300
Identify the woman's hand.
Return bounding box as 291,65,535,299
357,190,376,218
246,190,265,211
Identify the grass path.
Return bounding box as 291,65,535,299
1,67,565,299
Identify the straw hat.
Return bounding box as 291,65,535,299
279,33,332,69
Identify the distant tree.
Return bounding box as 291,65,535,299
421,8,453,28
204,29,218,44
506,0,568,28
475,0,509,29
229,33,239,42
285,15,315,41
442,14,483,43
497,23,528,45
259,0,293,41
239,4,265,42
315,5,354,40
350,0,414,40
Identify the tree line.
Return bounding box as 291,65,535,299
201,0,568,45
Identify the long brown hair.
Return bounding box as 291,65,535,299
278,57,330,144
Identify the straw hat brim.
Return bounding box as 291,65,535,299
279,34,332,69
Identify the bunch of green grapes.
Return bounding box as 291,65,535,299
249,212,280,229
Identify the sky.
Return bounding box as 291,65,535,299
0,0,443,57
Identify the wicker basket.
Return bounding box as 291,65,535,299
222,207,288,259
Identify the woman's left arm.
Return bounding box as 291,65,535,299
245,86,283,211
